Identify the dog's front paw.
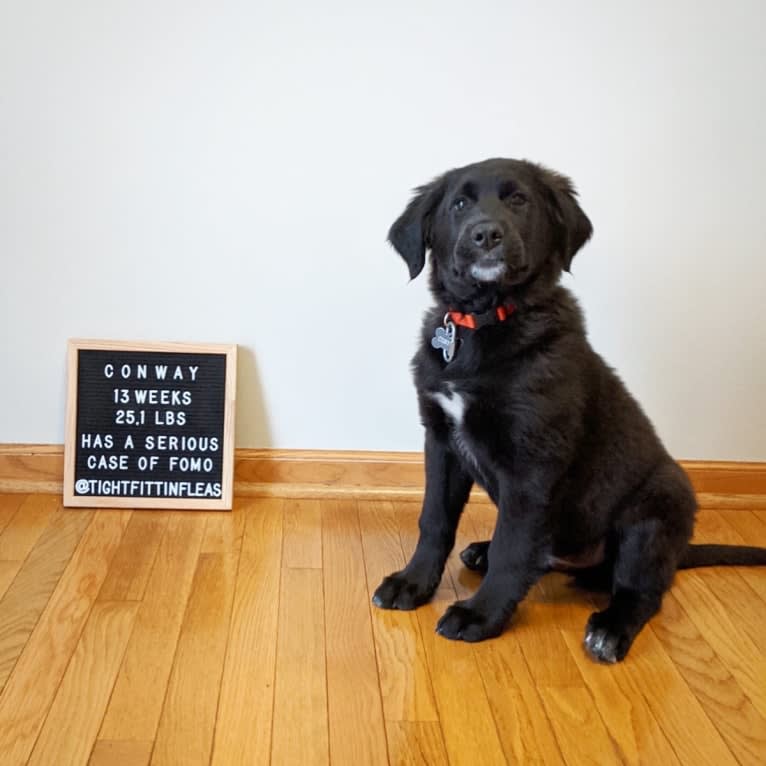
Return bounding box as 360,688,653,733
435,601,506,642
372,572,437,611
583,610,632,663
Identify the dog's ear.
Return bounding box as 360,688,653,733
388,175,447,279
538,167,593,272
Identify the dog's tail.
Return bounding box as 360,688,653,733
678,543,766,569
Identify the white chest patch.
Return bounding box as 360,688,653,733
431,384,466,425
430,384,484,477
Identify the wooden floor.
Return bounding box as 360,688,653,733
0,495,764,765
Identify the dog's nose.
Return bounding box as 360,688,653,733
470,222,504,251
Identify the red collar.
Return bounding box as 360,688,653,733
446,302,517,330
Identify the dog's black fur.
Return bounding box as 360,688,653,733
372,158,766,662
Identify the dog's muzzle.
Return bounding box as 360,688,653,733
456,220,528,284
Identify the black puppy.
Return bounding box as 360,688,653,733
373,158,766,663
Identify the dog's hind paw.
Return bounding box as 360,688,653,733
583,611,632,663
459,541,490,574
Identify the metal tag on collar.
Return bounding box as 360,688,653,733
431,314,458,363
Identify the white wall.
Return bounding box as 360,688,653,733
1,0,764,460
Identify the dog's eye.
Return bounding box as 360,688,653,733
452,197,468,212
509,192,527,206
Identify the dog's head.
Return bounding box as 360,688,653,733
388,158,592,308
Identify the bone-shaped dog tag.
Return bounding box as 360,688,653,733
431,320,457,363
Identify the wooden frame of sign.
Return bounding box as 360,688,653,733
64,339,237,510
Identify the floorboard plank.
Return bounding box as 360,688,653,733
322,499,389,765
561,630,681,765
719,508,766,542
538,685,622,766
510,600,586,692
694,509,766,606
211,498,283,765
199,503,246,556
693,568,766,656
89,740,153,766
460,506,567,765
720,513,766,605
396,503,508,766
0,511,130,766
283,498,323,569
28,601,139,766
385,721,449,766
271,567,329,765
151,550,238,766
360,500,439,723
98,514,206,743
618,625,739,765
653,590,766,766
0,508,93,689
0,561,18,601
0,494,59,563
672,569,766,719
473,639,566,766
0,494,26,537
98,512,169,602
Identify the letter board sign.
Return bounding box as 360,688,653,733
64,340,237,510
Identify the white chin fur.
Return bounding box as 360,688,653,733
469,262,506,282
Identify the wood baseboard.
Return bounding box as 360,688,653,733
0,444,765,509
